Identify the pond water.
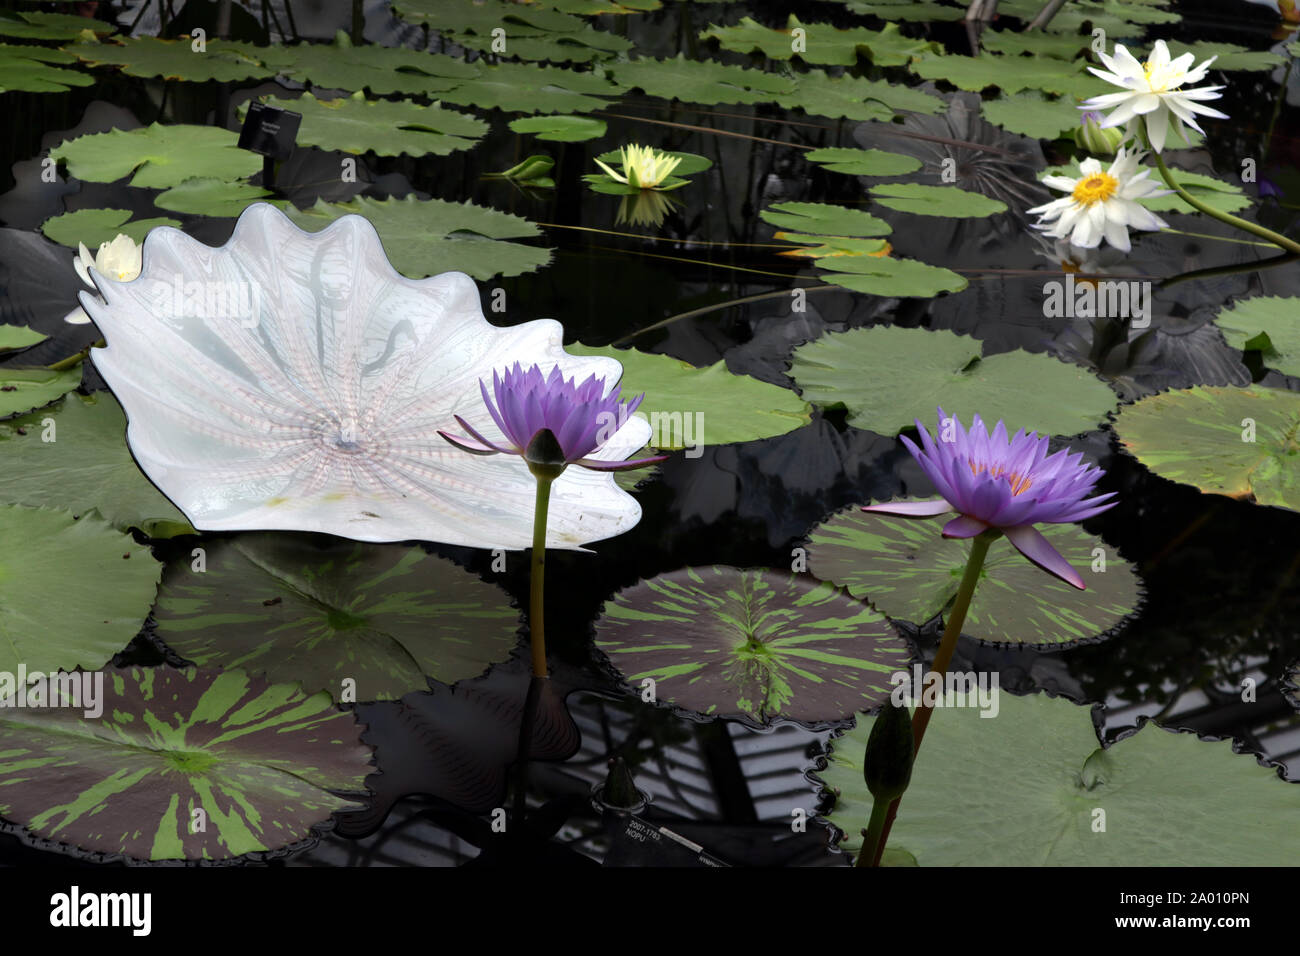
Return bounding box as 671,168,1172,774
0,0,1298,868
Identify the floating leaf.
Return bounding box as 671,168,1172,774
0,325,47,351
871,182,1007,217
286,195,552,280
910,52,1093,94
701,16,940,67
0,11,114,39
1114,385,1300,513
807,509,1140,646
0,392,195,538
0,506,160,675
805,147,922,176
776,70,944,121
508,114,606,142
452,26,631,62
1165,40,1285,72
153,179,276,218
0,666,371,861
607,54,793,106
997,0,1174,38
568,344,812,448
594,566,911,725
0,43,94,93
434,62,623,114
153,534,519,702
1216,297,1300,378
245,92,487,157
979,29,1087,59
41,207,182,247
816,254,967,298
777,235,891,259
536,0,661,11
844,0,967,21
68,36,272,82
392,0,588,33
982,91,1080,140
760,201,891,238
817,691,1300,865
0,367,80,418
49,124,261,188
790,326,1117,436
255,37,476,95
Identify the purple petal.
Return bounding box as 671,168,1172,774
861,498,953,517
438,430,504,457
941,515,989,538
1004,525,1086,590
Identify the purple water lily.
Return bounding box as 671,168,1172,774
863,408,1117,589
439,362,666,472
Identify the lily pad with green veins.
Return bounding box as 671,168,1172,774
0,666,371,861
1164,41,1285,72
0,44,94,93
0,367,80,417
0,325,47,352
806,509,1140,646
594,566,912,725
433,62,623,114
153,179,277,218
451,26,631,62
607,55,794,106
41,207,182,248
508,114,606,142
775,71,944,121
816,691,1300,865
909,53,1093,95
981,92,1080,140
761,201,891,238
1114,386,1300,513
815,254,967,298
568,344,812,448
153,534,519,702
254,38,476,96
701,16,940,67
245,93,487,157
1215,297,1300,378
871,183,1007,218
68,36,273,82
0,11,115,39
49,124,261,189
0,392,195,538
287,195,551,280
978,29,1087,59
392,0,588,34
805,147,922,177
789,326,1117,437
0,506,161,676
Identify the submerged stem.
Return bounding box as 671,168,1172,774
528,474,555,679
857,798,892,868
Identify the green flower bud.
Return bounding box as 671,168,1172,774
863,700,914,803
1074,112,1125,156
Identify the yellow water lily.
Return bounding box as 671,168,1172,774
594,144,685,190
65,233,143,325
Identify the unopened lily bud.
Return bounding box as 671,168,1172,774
1074,111,1124,156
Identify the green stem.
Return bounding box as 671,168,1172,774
856,797,891,868
1149,150,1300,256
45,339,104,371
870,529,996,866
528,474,554,679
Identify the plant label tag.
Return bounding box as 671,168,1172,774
238,103,301,160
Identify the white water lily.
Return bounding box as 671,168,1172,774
1081,39,1228,153
594,144,684,190
1027,147,1170,251
65,233,144,324
77,203,652,549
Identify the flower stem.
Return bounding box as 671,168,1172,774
45,339,105,371
869,529,996,866
1149,150,1300,256
528,474,555,679
856,797,892,868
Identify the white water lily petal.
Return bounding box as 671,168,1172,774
79,202,652,550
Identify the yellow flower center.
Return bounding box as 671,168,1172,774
970,460,1033,496
1071,172,1118,206
1141,61,1170,93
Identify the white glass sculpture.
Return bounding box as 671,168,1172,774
78,203,652,549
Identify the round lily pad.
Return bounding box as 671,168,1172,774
1215,297,1300,379
49,123,261,189
815,691,1300,865
805,147,922,177
0,506,160,676
760,201,891,238
508,114,606,142
594,566,912,726
1114,385,1300,513
870,183,1007,218
41,207,182,248
807,508,1141,647
790,326,1117,437
153,534,520,702
0,665,371,861
0,367,79,418
606,54,793,106
0,325,47,352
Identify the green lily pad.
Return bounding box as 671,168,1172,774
844,0,966,21
392,0,588,34
153,179,276,218
49,124,261,189
1043,162,1250,216
0,325,47,352
806,510,1140,646
0,43,94,93
0,11,114,39
568,343,812,448
775,70,944,121
805,147,922,177
979,29,1087,59
286,195,551,280
451,26,630,62
871,183,1007,217
816,254,968,298
701,16,940,67
255,36,476,96
244,92,487,157
0,665,371,861
594,566,912,725
508,114,606,142
0,367,80,418
1216,297,1300,378
1165,40,1285,72
909,52,1093,95
153,534,519,702
791,327,1117,437
997,0,1176,38
0,392,195,538
68,36,273,82
1114,385,1300,513
982,91,1080,140
761,201,891,238
607,54,793,106
778,236,892,259
536,0,661,11
817,691,1300,865
434,62,623,114
0,506,160,676
41,207,182,247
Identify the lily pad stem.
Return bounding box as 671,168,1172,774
528,473,554,679
46,339,104,371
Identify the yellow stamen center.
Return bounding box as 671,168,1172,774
1071,172,1118,206
1141,61,1169,93
970,459,1033,496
